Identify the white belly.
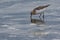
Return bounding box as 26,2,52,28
36,8,45,14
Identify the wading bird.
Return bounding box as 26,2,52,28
30,4,50,19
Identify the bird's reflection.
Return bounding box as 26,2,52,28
29,15,47,37
31,29,48,37
31,18,45,25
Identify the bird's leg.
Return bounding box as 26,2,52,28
30,13,32,19
43,12,44,21
30,13,32,23
39,13,41,19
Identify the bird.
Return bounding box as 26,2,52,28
30,4,50,19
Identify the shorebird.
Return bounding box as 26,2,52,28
30,4,50,18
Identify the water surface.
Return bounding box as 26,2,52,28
0,0,60,40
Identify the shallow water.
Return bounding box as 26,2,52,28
0,0,60,40
0,12,60,40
